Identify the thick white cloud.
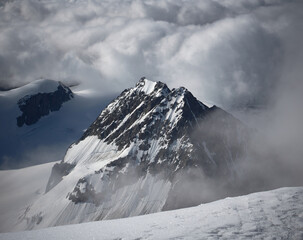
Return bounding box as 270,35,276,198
0,0,302,108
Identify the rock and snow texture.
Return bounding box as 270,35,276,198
16,81,73,127
10,78,250,231
1,187,303,239
0,79,111,168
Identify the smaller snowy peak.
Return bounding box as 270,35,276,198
0,79,67,99
16,80,74,127
28,79,63,94
58,81,74,95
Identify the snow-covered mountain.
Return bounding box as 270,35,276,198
1,186,303,239
16,81,73,127
0,79,112,169
12,78,249,231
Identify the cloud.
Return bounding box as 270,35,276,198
0,0,301,109
231,1,303,190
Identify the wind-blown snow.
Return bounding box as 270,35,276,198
1,187,302,239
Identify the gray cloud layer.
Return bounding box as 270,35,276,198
1,0,302,109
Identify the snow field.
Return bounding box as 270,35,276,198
1,187,302,239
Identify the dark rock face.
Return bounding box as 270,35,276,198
45,162,75,193
16,82,73,127
68,178,101,205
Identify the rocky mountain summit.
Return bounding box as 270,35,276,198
16,82,73,127
19,78,249,230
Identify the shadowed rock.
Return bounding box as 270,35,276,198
16,82,73,127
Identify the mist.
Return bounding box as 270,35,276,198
183,70,303,203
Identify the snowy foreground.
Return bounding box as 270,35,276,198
0,162,56,233
1,187,303,240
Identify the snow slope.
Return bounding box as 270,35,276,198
1,187,302,239
0,162,56,233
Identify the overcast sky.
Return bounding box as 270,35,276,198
1,0,302,110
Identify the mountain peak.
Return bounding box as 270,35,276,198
135,77,170,96
79,78,205,150
16,80,74,127
136,77,156,94
135,78,192,101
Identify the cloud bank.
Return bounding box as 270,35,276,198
1,0,302,109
